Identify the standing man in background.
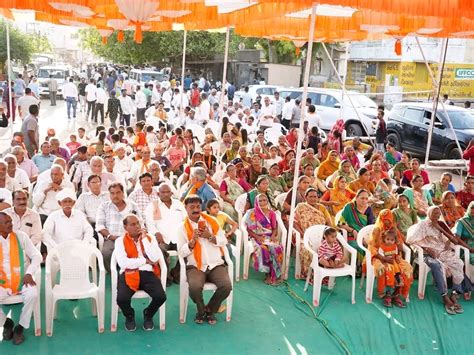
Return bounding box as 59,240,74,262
63,78,78,121
47,75,58,106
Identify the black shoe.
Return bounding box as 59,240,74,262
143,310,154,331
2,318,14,341
124,316,136,332
12,325,24,345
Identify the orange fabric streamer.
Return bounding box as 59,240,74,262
123,233,160,292
394,39,402,56
134,23,143,44
117,30,124,43
184,214,220,270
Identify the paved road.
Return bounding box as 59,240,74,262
0,98,467,188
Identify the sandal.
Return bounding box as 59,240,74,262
207,314,217,325
194,313,205,324
464,292,471,301
444,304,457,315
453,303,464,314
383,295,392,307
392,296,406,308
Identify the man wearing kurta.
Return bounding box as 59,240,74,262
0,212,41,345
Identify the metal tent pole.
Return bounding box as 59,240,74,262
6,22,13,126
179,29,187,120
423,38,448,166
216,26,230,168
320,42,374,145
284,3,317,280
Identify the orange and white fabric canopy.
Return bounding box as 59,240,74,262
1,0,474,42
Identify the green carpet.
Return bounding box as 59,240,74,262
1,266,474,355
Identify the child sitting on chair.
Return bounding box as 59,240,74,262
318,227,346,268
206,199,238,241
376,229,405,308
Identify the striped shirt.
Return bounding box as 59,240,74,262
95,200,140,237
128,188,160,216
318,239,344,261
75,191,110,223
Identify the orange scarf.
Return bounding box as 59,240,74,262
123,233,160,291
140,158,151,174
183,181,204,201
0,233,24,295
184,214,220,270
155,109,167,121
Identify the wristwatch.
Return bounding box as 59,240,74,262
105,234,111,240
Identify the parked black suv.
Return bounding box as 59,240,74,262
386,102,474,160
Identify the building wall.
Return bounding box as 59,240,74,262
346,61,474,99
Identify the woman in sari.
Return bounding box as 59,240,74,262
384,142,402,166
244,193,284,285
440,191,465,228
393,194,418,238
321,176,355,216
455,201,474,264
401,158,430,187
368,159,389,184
317,150,340,180
393,151,411,185
348,167,376,195
246,176,276,211
222,139,241,164
278,149,295,172
456,176,474,209
219,164,247,221
430,172,456,205
267,163,288,196
338,189,375,250
407,206,473,314
283,176,311,215
335,159,357,184
302,164,327,197
369,209,413,306
403,174,433,218
295,188,333,278
246,154,268,186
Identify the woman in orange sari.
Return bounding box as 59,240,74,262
440,191,465,228
320,176,355,216
368,209,413,306
317,150,340,180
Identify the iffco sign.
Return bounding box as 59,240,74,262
455,68,474,80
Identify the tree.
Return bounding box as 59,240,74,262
0,21,34,67
80,28,296,66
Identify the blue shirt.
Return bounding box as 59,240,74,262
181,183,217,210
32,154,56,173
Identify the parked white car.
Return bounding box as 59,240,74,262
234,84,282,104
279,88,380,136
37,65,73,98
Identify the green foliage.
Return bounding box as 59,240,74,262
0,21,34,66
27,32,53,54
80,28,297,65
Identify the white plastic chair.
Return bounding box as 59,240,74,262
325,173,337,188
234,193,248,225
454,245,473,280
274,192,288,210
178,247,233,323
407,224,430,300
335,210,348,241
357,225,411,303
205,120,220,137
212,169,227,186
0,268,42,336
110,249,168,332
241,211,288,280
264,128,284,146
303,225,357,306
45,240,105,336
176,174,185,191
229,230,242,282
293,229,306,279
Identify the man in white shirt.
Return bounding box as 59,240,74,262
0,212,41,345
128,147,154,188
62,78,78,120
96,183,141,272
178,195,232,324
118,89,134,126
5,190,42,247
12,146,38,184
199,93,212,123
93,83,107,124
16,88,39,120
103,155,127,190
76,156,116,193
0,161,21,192
135,85,147,122
208,89,218,106
241,86,252,107
42,188,94,248
281,96,294,130
259,96,276,130
145,183,186,284
75,174,110,229
306,104,320,129
85,78,97,120
115,214,167,331
32,164,74,225
114,144,134,174
4,154,31,192
272,91,284,120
